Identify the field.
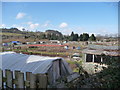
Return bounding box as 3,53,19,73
0,32,23,36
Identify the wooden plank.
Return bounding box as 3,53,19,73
15,71,24,88
0,69,2,88
29,73,36,88
5,69,13,88
37,74,48,88
26,72,30,88
15,70,20,88
26,72,37,88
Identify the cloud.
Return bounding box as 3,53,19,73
12,24,25,31
0,24,6,28
26,21,40,29
12,24,17,27
29,23,39,29
61,28,73,35
17,27,25,31
59,22,68,28
43,21,50,27
27,21,32,25
96,28,109,35
16,12,26,19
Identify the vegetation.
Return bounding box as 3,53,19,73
1,28,96,42
67,60,83,73
66,55,120,88
89,34,96,41
67,32,96,41
96,55,120,88
12,49,70,57
0,32,23,36
78,55,120,88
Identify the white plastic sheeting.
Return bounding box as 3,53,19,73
1,52,73,74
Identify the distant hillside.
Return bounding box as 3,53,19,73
0,28,64,40
1,28,63,36
1,28,23,34
45,30,63,36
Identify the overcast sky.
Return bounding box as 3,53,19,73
1,2,118,35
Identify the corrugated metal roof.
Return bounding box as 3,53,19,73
88,44,119,50
82,49,120,56
1,52,72,74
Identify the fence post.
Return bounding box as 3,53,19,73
30,73,36,88
15,71,24,88
2,70,48,89
26,72,37,88
0,69,2,89
26,72,30,88
37,74,48,88
5,69,13,88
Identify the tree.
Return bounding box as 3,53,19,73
89,34,96,41
82,33,89,41
69,31,74,41
74,34,79,41
51,33,58,40
71,31,74,37
63,35,69,41
79,34,83,41
69,31,79,41
39,34,46,39
22,28,25,31
46,33,52,40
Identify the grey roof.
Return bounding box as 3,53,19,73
82,49,120,56
1,52,73,74
88,44,119,50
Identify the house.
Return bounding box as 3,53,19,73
50,40,60,44
82,44,120,63
26,42,31,44
1,52,79,85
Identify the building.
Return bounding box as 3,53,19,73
82,44,120,63
11,41,21,45
50,40,60,44
1,52,79,85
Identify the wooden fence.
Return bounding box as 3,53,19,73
0,69,48,89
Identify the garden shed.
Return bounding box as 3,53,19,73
82,45,120,63
1,52,76,85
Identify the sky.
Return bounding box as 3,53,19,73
1,2,118,35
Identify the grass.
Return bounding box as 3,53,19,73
0,32,23,36
73,67,79,72
67,60,83,73
67,60,83,65
12,49,70,57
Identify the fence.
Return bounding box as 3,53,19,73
0,69,48,89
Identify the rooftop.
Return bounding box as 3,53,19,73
88,44,119,51
82,44,120,56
